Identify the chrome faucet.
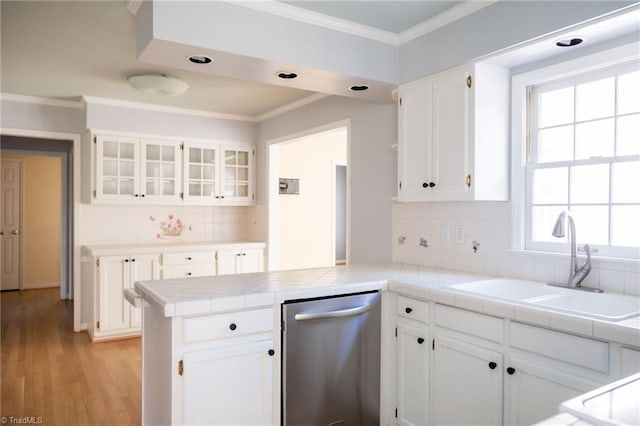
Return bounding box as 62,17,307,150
548,211,602,293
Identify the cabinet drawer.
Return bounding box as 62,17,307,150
435,304,504,344
182,308,274,344
162,264,215,279
510,322,609,374
162,251,214,266
397,295,429,323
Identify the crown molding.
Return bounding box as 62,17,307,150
256,93,330,122
226,0,497,46
0,93,85,109
399,0,499,44
225,0,400,45
81,96,258,122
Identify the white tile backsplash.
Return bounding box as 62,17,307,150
79,204,256,246
392,201,640,296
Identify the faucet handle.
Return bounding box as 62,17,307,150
583,244,591,261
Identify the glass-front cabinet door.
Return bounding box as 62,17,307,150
95,134,140,200
141,139,182,202
183,143,220,203
221,145,254,204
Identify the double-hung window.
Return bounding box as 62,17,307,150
526,61,640,258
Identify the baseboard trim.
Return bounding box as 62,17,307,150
21,282,61,290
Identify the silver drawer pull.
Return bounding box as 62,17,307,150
294,303,374,321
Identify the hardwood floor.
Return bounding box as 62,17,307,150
1,288,141,425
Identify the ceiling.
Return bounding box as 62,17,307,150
1,1,637,119
0,0,464,118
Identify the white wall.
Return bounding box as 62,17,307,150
256,95,397,264
275,129,346,270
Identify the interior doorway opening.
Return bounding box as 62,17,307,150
0,135,73,301
268,124,349,271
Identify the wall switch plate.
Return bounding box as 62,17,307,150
455,225,465,244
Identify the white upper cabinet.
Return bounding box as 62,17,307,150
397,62,510,202
83,132,255,206
183,143,255,206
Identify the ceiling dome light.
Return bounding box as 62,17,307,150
277,71,298,79
127,74,189,96
555,37,584,47
188,55,213,64
350,85,369,92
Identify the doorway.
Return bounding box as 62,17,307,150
0,135,73,301
268,125,348,271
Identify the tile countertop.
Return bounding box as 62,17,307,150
82,241,266,256
133,262,640,347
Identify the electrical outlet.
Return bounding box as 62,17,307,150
455,225,465,244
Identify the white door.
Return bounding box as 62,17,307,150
431,67,471,198
397,82,433,201
183,143,219,204
182,340,275,425
1,159,21,291
216,250,239,275
220,145,254,205
97,255,130,332
95,134,140,201
128,254,159,328
505,357,601,425
239,249,264,274
432,335,503,426
396,323,429,426
140,139,182,202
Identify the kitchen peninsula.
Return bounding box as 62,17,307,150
131,263,640,425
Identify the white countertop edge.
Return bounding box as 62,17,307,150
83,241,266,256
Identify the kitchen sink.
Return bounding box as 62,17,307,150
449,279,640,321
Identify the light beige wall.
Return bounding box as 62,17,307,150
276,129,347,270
3,154,61,288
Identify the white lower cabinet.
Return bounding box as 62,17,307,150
95,253,159,337
432,335,503,426
505,357,600,425
217,248,264,275
182,340,274,425
396,323,429,426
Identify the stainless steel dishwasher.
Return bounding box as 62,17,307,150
282,290,381,425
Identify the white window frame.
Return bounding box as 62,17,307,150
511,42,640,260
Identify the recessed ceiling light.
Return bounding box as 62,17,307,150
277,71,298,79
188,55,213,64
127,74,189,96
350,85,369,92
555,37,584,47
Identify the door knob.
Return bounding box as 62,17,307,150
507,367,516,375
489,362,497,370
417,337,425,344
12,230,20,235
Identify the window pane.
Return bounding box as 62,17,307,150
533,168,568,204
532,206,566,242
538,125,573,163
203,149,216,164
570,164,609,204
617,114,640,156
539,87,574,127
575,118,614,159
571,206,609,245
120,143,135,159
189,148,201,163
618,70,640,115
611,206,640,247
146,144,160,161
612,161,640,203
576,77,615,121
162,146,175,162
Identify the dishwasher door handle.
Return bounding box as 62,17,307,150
294,303,375,321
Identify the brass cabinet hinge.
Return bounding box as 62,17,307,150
467,76,472,88
93,136,97,144
93,190,97,198
180,192,184,199
399,97,402,106
252,194,255,201
180,143,184,150
466,174,472,188
97,258,100,267
395,408,398,418
432,338,435,351
399,181,402,190
395,327,397,337
97,321,100,329
178,360,184,376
